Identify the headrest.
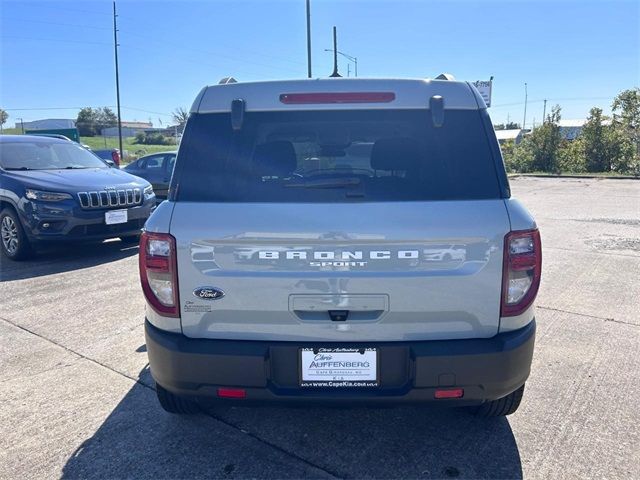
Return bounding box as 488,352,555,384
253,141,297,176
370,137,422,171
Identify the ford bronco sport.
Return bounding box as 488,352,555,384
141,77,541,417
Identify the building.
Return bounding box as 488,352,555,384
495,129,524,144
557,119,587,140
15,118,75,130
557,119,613,141
101,121,153,137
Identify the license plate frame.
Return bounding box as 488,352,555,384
299,347,379,388
105,209,128,225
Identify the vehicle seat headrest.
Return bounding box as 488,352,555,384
370,137,422,171
253,141,297,176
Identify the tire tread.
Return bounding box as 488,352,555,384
475,384,525,417
156,384,200,414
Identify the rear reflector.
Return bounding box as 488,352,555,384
217,388,246,399
279,92,395,104
434,388,464,399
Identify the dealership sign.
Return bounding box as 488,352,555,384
473,80,493,107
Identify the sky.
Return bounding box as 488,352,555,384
1,0,638,128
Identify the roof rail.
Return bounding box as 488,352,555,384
218,77,238,85
435,73,456,81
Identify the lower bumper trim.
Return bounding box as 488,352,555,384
145,320,535,406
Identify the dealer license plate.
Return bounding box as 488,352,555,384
300,347,378,387
105,209,128,225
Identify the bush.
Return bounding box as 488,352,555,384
133,132,173,145
558,138,587,173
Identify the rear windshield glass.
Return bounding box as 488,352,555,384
175,109,501,202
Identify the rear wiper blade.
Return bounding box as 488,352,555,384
285,177,362,189
4,167,32,171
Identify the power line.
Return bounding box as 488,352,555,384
1,35,111,46
2,17,112,30
23,4,112,16
492,96,614,108
3,106,173,118
117,26,306,69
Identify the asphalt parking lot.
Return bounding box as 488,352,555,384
1,177,638,479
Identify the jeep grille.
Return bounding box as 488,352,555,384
77,189,142,209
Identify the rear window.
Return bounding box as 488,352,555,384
175,109,502,202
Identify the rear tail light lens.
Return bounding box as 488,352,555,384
501,229,542,317
139,232,179,317
279,92,396,104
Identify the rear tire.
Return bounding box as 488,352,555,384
0,208,33,260
474,384,525,417
156,384,200,414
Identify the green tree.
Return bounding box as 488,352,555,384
612,88,639,145
97,107,118,130
76,107,119,136
527,105,563,172
76,107,99,136
611,88,640,171
0,108,8,130
582,107,609,172
558,136,586,173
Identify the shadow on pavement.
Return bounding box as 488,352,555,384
0,240,138,282
62,366,522,479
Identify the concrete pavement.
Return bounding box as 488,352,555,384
1,177,638,479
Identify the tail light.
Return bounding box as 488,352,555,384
139,232,180,317
501,229,542,317
111,149,121,167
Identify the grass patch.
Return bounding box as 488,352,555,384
80,136,177,162
0,127,24,134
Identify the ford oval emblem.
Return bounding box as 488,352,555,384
193,287,225,300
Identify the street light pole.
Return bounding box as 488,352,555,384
523,82,528,130
306,0,312,78
324,49,358,77
113,1,123,160
329,26,340,77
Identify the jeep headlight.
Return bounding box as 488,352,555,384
143,185,155,200
25,189,73,202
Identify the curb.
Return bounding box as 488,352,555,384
508,174,639,180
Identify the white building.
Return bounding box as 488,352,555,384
16,118,76,130
495,129,524,144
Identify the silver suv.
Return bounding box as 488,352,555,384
140,77,541,417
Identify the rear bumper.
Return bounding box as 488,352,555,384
145,320,535,406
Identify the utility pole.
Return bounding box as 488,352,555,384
523,82,528,130
543,99,547,124
113,1,123,160
329,26,340,77
18,118,24,134
306,0,312,78
324,49,357,76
